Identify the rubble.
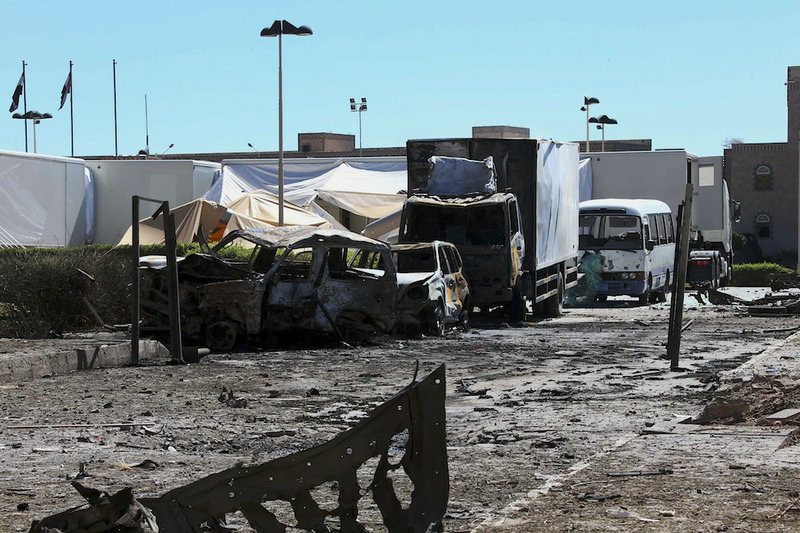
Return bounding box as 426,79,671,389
30,365,449,533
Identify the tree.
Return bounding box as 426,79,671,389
723,137,745,149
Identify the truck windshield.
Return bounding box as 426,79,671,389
579,214,643,251
405,204,506,246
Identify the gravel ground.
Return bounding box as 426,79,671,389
1,290,800,532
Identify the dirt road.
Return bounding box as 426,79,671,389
2,296,799,532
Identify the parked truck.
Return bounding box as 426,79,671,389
399,138,580,320
580,150,740,288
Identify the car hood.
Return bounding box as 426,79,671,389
396,272,434,287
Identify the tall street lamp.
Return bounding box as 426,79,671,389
580,96,599,152
261,19,313,226
12,110,52,154
349,97,367,157
589,114,618,152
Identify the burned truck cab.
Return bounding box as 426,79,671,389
399,193,523,311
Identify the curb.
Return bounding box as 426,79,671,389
0,340,170,384
721,330,800,383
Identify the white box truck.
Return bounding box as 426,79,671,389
0,150,90,247
85,159,220,244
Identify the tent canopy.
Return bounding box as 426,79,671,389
118,190,330,245
205,157,407,219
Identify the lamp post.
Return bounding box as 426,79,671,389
261,19,313,226
12,111,52,154
580,96,599,152
588,114,618,152
159,143,174,157
349,97,368,157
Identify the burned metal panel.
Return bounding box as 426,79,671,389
197,278,266,335
265,245,397,337
29,482,158,532
139,364,449,532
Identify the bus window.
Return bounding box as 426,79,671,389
656,214,667,244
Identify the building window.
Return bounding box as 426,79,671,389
753,164,773,191
755,213,772,238
301,144,312,153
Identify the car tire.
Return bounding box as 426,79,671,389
458,308,470,332
430,303,446,337
205,321,237,352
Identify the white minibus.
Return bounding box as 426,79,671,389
578,199,675,304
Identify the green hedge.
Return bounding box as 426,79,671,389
0,244,201,339
730,262,794,287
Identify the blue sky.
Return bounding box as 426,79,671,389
2,0,799,158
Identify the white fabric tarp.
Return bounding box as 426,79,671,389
578,157,592,203
118,189,330,245
423,156,496,196
206,157,407,219
535,141,580,268
0,150,89,248
361,208,402,243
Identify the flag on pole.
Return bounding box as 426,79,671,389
9,71,24,113
59,71,72,110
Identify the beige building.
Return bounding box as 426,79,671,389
724,66,800,265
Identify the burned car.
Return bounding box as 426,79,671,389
140,227,397,350
392,241,470,335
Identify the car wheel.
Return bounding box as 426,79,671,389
205,321,237,352
458,308,470,332
430,303,446,337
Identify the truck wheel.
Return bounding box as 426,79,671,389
205,321,237,352
509,286,527,322
543,273,564,318
429,303,446,337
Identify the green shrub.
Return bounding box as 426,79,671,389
730,262,793,287
0,243,210,338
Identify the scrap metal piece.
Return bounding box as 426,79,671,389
29,365,449,532
29,481,158,533
141,363,448,532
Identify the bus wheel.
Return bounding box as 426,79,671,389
657,272,670,303
639,276,652,305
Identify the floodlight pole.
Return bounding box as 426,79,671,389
261,20,313,226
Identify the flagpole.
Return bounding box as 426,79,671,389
22,61,28,152
113,59,118,157
69,61,74,157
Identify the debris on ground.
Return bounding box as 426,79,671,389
31,365,450,533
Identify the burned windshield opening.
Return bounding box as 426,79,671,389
393,248,436,273
405,204,506,246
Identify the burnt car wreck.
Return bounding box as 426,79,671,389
393,241,470,335
30,364,449,533
140,227,398,350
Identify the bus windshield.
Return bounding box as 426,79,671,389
579,213,643,251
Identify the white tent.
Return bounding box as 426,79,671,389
118,189,331,245
205,157,407,220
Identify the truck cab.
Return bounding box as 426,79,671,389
399,192,524,312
